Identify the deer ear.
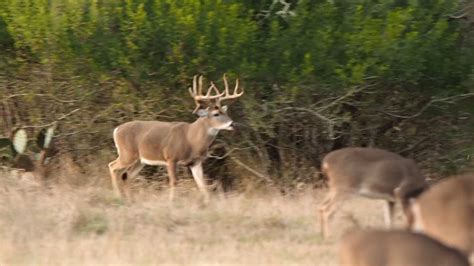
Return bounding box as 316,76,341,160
221,105,228,112
196,109,208,117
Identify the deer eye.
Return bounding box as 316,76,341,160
213,113,220,117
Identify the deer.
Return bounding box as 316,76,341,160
339,229,470,266
108,74,244,203
408,173,474,257
318,147,427,239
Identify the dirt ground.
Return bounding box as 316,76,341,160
0,169,406,266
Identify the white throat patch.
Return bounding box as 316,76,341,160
208,127,219,136
216,121,233,130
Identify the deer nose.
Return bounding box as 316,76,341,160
228,122,238,131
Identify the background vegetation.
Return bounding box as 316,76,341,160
1,0,473,189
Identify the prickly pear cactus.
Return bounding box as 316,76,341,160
2,126,57,170
43,125,55,149
36,125,56,149
12,129,28,154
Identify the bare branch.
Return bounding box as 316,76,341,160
396,136,430,155
277,107,332,123
257,0,296,20
318,83,377,113
3,93,79,103
207,147,238,160
382,93,474,119
21,108,81,129
448,12,468,19
448,3,473,19
230,157,274,184
276,107,336,139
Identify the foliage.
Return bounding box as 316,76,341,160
0,0,472,186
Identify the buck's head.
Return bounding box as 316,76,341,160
189,74,244,131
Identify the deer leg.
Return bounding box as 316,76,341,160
319,193,333,212
108,159,123,197
166,161,177,203
128,160,144,179
319,191,334,237
120,160,143,200
109,158,134,198
319,191,349,239
121,160,144,200
384,201,396,228
190,161,210,205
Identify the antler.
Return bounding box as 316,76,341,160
216,73,244,106
189,75,224,113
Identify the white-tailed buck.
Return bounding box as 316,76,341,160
409,174,474,256
339,229,470,266
108,74,244,203
319,147,427,238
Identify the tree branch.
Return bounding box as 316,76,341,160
20,108,81,129
276,107,336,139
230,157,274,184
3,93,80,103
381,93,474,119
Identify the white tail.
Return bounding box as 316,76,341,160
319,147,427,238
339,229,469,266
108,74,244,203
408,174,474,256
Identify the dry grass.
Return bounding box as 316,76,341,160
0,169,403,266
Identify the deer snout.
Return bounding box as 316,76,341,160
227,121,235,131
214,119,234,130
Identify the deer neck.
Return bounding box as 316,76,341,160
188,117,219,151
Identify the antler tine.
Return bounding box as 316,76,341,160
189,75,225,113
189,75,199,113
223,73,230,97
198,75,204,96
233,78,244,96
216,74,245,105
188,75,198,97
209,81,223,97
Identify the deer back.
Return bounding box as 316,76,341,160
115,120,215,164
323,147,425,196
340,229,469,266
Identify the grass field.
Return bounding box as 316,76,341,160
0,169,403,266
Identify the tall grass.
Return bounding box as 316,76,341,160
0,169,395,265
